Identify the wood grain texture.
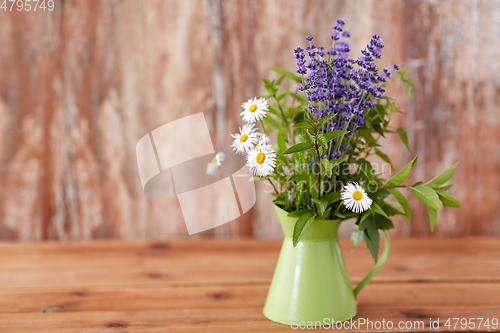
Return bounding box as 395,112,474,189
0,239,498,332
0,284,498,332
0,0,498,240
0,238,499,289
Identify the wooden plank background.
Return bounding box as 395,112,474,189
0,0,498,241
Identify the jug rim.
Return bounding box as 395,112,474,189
274,204,342,241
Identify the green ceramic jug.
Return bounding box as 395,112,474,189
263,205,390,326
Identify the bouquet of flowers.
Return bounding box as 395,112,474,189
230,19,460,263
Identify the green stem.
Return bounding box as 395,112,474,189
268,179,278,194
380,184,411,190
346,131,361,164
259,119,267,133
335,92,367,153
311,123,323,200
313,141,322,200
291,88,299,107
273,93,289,128
334,200,344,215
362,134,382,159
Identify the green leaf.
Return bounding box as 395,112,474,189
371,188,391,201
387,100,403,114
293,122,314,130
435,188,461,208
375,148,392,169
425,162,458,188
428,208,437,232
276,91,289,102
322,207,332,219
356,158,375,182
278,154,291,165
372,123,385,137
317,134,328,149
386,156,418,186
329,159,347,175
304,111,314,121
359,211,371,225
373,213,394,230
294,91,307,103
382,200,404,216
311,198,327,216
276,75,286,86
317,114,335,128
287,173,312,182
310,148,319,159
324,130,349,142
269,67,301,83
262,114,280,130
304,129,315,143
397,127,410,151
335,212,346,219
288,209,310,218
268,104,283,119
277,126,286,152
362,130,380,147
439,184,453,191
322,192,340,205
351,226,364,248
286,106,299,119
283,142,313,154
321,158,333,178
388,188,411,223
397,70,414,98
262,78,276,93
309,180,318,199
375,104,386,121
361,215,380,263
411,185,441,210
371,202,389,218
292,212,316,247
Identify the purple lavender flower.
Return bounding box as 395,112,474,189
293,45,307,75
293,19,399,172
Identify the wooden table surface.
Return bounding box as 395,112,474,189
0,238,499,332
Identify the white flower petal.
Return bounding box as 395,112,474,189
341,181,372,213
246,143,277,177
241,97,268,123
230,123,260,154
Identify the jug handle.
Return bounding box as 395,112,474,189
353,230,390,297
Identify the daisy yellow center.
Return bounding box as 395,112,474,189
210,157,217,163
352,190,363,201
240,134,248,142
256,152,266,164
249,104,258,112
255,144,260,150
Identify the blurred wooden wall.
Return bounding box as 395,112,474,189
0,0,498,241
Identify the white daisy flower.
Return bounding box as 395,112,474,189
254,133,270,150
206,151,225,176
341,182,373,213
230,123,260,155
241,97,268,123
246,143,277,177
